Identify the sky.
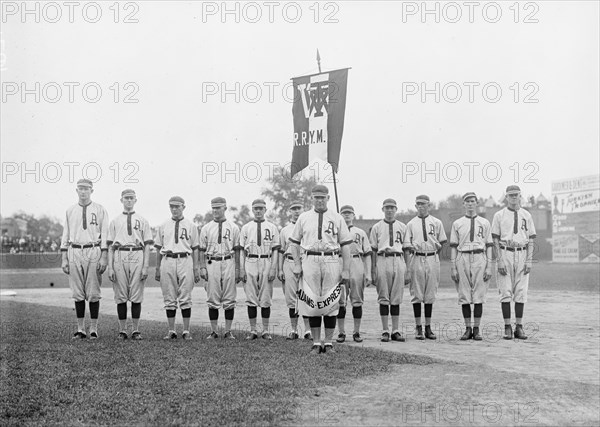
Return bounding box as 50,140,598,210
1,0,598,226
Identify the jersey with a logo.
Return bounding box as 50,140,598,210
155,217,199,254
60,202,109,250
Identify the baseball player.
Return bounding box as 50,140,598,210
106,189,153,340
199,197,243,340
240,199,280,340
154,196,200,340
278,201,312,340
449,192,493,341
405,195,447,340
289,185,352,354
60,178,109,340
492,185,536,340
369,199,409,343
337,205,372,343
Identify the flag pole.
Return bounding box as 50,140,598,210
317,49,340,213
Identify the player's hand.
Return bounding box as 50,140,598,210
200,267,208,281
484,267,492,282
340,269,350,285
523,263,531,275
141,267,148,281
365,277,373,288
108,268,116,282
155,268,161,282
61,261,70,275
193,267,200,283
451,267,459,284
292,263,302,279
268,268,276,282
98,258,108,275
497,261,507,276
236,268,246,283
278,270,285,282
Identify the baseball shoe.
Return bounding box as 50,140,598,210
261,332,273,340
131,331,142,340
353,332,363,343
323,344,336,354
206,332,219,340
336,333,346,343
425,325,436,340
380,332,390,342
391,332,405,342
223,331,236,340
246,332,258,340
163,331,177,340
182,331,192,340
117,331,128,340
503,325,513,340
72,331,86,340
415,325,425,340
310,344,323,355
514,324,528,340
472,327,482,341
303,332,312,340
460,327,473,341
89,331,99,340
286,332,299,340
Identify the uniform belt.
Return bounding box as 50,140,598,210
500,245,526,252
306,251,339,256
117,246,143,252
339,254,363,258
459,249,484,254
247,254,270,259
208,255,232,261
71,243,100,249
415,252,436,257
378,252,403,257
164,252,189,258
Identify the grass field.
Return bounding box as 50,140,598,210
0,301,435,426
2,261,598,292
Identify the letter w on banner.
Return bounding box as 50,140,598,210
290,68,349,177
296,277,342,317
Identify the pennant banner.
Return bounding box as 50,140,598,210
290,68,349,177
296,278,342,317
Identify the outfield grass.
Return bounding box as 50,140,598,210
0,301,435,426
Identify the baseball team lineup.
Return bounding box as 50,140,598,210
61,178,536,354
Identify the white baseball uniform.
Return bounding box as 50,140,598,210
369,219,407,306
341,225,371,307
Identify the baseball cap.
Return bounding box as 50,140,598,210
169,196,185,206
505,185,521,195
252,199,267,208
462,192,477,202
415,195,430,203
121,189,136,198
289,201,303,209
340,205,354,214
382,198,397,208
211,197,227,208
76,179,93,188
311,185,329,196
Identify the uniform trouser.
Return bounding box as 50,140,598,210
206,258,237,310
68,246,102,302
455,252,488,305
160,256,193,310
302,254,341,317
496,248,529,303
283,258,300,309
409,254,440,304
376,255,405,306
113,250,145,304
339,257,366,307
244,257,274,307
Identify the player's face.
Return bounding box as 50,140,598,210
212,206,226,220
121,196,137,211
463,197,477,215
382,206,397,221
312,195,329,211
169,203,184,219
289,206,302,221
341,211,354,225
507,193,520,209
253,206,266,220
416,202,430,216
76,186,92,203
